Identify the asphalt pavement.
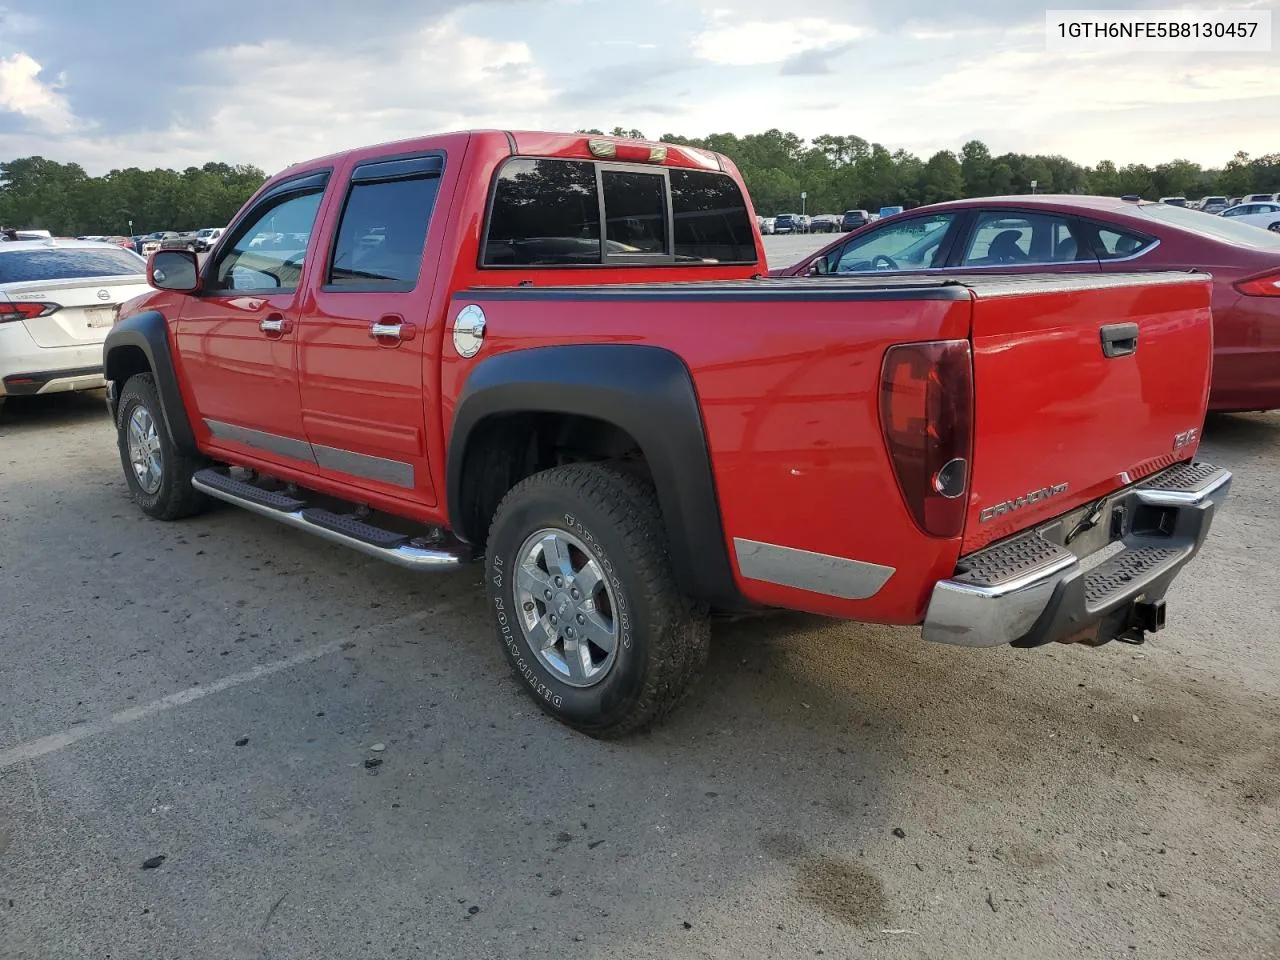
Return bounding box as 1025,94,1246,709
1,239,1277,959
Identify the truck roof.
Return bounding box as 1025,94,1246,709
274,130,729,179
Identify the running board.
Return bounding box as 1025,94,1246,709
192,468,468,570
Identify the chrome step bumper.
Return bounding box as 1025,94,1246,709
923,462,1231,648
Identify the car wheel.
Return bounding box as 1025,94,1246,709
115,373,208,520
1269,222,1280,233
486,462,710,738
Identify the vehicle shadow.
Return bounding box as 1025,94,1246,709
1202,410,1280,453
0,390,111,432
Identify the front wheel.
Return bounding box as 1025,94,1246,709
115,373,207,520
486,463,710,738
1268,221,1280,233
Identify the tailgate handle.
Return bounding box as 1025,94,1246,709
1099,322,1139,358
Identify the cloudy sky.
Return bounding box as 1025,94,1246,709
0,0,1276,176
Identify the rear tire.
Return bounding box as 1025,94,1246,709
486,463,710,738
115,373,208,520
1268,222,1280,233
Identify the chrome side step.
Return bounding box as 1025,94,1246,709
192,469,468,570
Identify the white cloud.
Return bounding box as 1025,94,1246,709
919,48,1279,112
0,53,78,132
0,16,555,174
179,16,554,172
693,15,871,65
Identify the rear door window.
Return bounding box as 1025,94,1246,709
960,211,1088,266
327,157,443,289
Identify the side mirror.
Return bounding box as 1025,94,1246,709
149,249,200,292
808,257,829,276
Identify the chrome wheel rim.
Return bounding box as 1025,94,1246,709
514,527,619,688
127,405,163,495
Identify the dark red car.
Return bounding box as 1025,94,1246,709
776,195,1280,412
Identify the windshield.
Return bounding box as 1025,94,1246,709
1137,202,1280,250
0,247,147,283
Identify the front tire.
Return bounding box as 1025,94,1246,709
115,373,207,520
486,463,710,738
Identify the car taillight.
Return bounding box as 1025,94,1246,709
879,340,974,539
1235,270,1280,297
0,301,60,323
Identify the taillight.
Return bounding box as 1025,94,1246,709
0,301,60,323
879,340,974,539
1235,270,1280,297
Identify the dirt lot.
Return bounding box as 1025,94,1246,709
1,288,1278,957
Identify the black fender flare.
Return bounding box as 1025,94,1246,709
103,310,198,455
447,344,741,608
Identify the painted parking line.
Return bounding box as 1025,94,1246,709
0,608,443,771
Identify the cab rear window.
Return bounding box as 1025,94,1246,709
483,157,756,267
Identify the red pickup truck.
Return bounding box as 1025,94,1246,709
104,130,1231,737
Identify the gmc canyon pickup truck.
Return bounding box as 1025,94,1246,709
104,130,1231,737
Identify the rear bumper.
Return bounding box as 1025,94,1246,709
922,462,1231,648
1,365,106,397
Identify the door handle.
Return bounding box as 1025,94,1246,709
369,316,416,342
1099,322,1138,358
259,314,292,335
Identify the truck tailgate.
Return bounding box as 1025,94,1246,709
962,272,1214,553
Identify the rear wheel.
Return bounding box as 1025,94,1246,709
1268,221,1280,233
486,463,710,738
115,373,207,520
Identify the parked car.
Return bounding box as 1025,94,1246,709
139,232,179,256
1220,202,1280,232
1,228,53,242
1243,193,1277,203
159,232,201,253
761,217,775,235
772,213,803,234
104,131,1229,737
1199,196,1230,214
878,205,904,219
0,240,149,400
840,209,871,231
1159,196,1189,207
776,193,1280,412
808,214,840,234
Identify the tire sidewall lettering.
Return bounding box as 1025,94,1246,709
487,500,638,719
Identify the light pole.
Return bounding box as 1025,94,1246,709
800,191,807,216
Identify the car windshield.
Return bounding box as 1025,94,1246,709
1138,202,1280,250
0,247,147,283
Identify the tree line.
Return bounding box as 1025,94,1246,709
0,157,269,236
3,131,1278,234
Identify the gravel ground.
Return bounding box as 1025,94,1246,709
1,271,1277,958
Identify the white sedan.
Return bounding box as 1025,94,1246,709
0,240,150,400
1220,201,1280,233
